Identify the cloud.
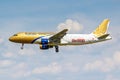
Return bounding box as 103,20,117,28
0,60,14,67
32,62,79,74
10,62,31,78
0,37,4,43
63,63,80,72
105,75,119,80
11,70,31,78
57,19,83,33
84,51,120,72
113,51,120,64
32,62,62,74
2,52,15,58
19,48,36,56
13,62,27,69
9,62,80,78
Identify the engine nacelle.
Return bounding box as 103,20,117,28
40,44,53,50
41,38,49,44
40,44,49,50
39,38,53,50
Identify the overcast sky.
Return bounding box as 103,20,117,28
0,0,120,80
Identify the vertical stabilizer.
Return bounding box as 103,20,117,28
92,19,110,37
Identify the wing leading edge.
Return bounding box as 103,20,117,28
49,29,68,44
48,29,68,52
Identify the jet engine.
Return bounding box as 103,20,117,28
39,38,53,50
40,44,49,49
40,44,53,50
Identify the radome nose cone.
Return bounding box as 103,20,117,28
9,37,13,41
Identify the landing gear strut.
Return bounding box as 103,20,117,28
55,46,59,52
21,43,24,49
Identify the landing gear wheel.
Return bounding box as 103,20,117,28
55,46,59,52
21,43,24,49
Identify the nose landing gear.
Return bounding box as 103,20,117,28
21,43,24,49
55,45,59,52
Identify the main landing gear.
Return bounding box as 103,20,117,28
20,43,59,52
21,43,24,49
55,45,59,52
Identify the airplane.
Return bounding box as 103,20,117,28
9,19,112,52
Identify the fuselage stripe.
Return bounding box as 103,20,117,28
31,36,44,44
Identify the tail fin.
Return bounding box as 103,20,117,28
92,19,110,37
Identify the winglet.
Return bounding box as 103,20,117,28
92,19,110,37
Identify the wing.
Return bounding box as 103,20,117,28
49,29,68,44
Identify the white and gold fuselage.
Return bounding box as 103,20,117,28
9,32,111,45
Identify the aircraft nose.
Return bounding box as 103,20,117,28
9,36,14,42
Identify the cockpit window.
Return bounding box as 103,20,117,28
13,34,18,36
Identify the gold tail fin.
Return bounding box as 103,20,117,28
92,19,110,37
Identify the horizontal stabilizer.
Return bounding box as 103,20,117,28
98,34,110,39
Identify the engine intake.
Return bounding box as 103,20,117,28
41,38,49,44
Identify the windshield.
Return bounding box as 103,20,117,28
13,34,18,36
